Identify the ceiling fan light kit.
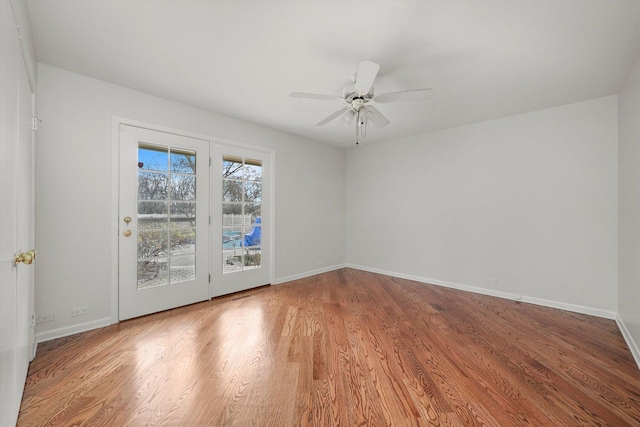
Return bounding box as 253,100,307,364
341,108,356,125
291,60,433,145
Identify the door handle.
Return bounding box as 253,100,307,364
123,230,132,237
15,249,36,265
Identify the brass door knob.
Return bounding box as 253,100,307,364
15,249,36,265
123,230,132,237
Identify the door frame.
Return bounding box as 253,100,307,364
110,117,275,323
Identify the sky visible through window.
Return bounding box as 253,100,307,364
138,146,168,171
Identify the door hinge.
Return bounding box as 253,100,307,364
209,274,211,283
209,157,212,166
31,117,40,131
30,313,35,327
209,216,211,225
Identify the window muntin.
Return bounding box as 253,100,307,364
222,156,262,274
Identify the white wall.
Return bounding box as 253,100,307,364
618,48,640,365
34,61,626,346
347,96,618,316
35,64,345,339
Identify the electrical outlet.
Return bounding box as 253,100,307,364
486,277,497,286
72,306,89,317
35,312,55,324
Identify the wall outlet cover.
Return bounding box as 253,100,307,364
72,306,89,317
35,312,55,324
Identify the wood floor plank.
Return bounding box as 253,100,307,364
18,269,640,426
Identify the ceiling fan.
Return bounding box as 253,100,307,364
291,61,433,143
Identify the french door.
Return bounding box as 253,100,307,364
210,144,271,297
118,126,210,320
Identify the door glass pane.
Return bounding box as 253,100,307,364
170,175,196,201
170,149,196,173
138,258,168,289
170,202,196,227
245,159,262,181
138,201,168,229
138,230,168,258
139,146,168,171
138,144,198,288
223,157,243,179
244,225,261,244
223,226,243,249
244,182,262,203
223,179,242,202
170,255,195,284
170,229,195,255
244,247,261,270
245,203,261,219
223,250,243,274
222,155,263,274
138,172,168,200
222,203,241,218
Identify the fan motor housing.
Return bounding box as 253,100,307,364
343,86,373,109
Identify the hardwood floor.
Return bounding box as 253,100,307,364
18,268,640,426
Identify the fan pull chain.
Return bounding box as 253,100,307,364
355,110,360,145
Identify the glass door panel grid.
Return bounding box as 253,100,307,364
222,156,262,274
137,144,197,288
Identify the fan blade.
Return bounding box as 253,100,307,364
354,61,380,96
374,88,434,103
290,92,344,101
316,106,349,126
360,106,390,128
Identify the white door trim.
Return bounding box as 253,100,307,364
110,117,276,323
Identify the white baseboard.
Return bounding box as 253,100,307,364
36,317,111,344
346,263,617,320
616,314,640,370
273,263,347,285
520,294,616,319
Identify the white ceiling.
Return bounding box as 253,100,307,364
27,0,640,148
